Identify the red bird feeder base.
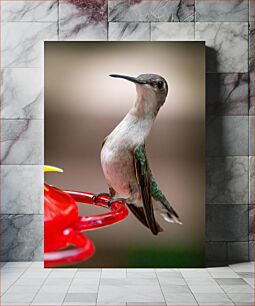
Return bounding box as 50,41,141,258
44,185,128,268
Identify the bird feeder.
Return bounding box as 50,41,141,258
44,166,128,267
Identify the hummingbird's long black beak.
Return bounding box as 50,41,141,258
109,74,147,85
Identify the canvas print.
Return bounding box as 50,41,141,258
44,41,205,268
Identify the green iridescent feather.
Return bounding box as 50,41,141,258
134,145,173,212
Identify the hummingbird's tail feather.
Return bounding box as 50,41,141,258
161,210,182,225
127,203,163,235
159,202,182,225
151,179,182,225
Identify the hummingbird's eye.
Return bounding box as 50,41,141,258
157,81,164,89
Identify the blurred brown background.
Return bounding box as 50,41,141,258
45,42,205,267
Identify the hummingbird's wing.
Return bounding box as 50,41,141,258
127,203,163,234
133,145,162,235
126,203,152,228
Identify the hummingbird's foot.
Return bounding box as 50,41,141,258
107,198,127,207
92,192,111,203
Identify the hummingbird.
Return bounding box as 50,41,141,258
99,73,181,235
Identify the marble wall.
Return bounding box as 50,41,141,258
0,0,254,264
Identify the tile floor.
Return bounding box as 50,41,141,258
0,262,254,305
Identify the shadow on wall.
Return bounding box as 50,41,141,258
205,47,227,266
205,47,242,267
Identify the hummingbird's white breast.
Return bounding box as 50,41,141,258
100,112,154,198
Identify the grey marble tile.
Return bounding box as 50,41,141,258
151,22,194,40
192,293,233,305
195,22,248,73
249,70,254,114
249,241,254,260
1,165,43,214
127,269,156,279
127,303,166,306
249,24,254,72
76,269,101,274
249,116,254,154
97,284,164,304
188,282,224,294
109,22,150,41
179,269,211,279
1,68,43,119
68,278,99,293
2,291,36,304
249,156,254,204
157,277,186,287
206,116,248,156
64,303,96,306
206,73,248,116
216,278,247,285
249,204,254,240
59,1,107,40
156,271,184,284
64,293,97,303
196,0,248,22
243,276,255,289
31,291,66,304
2,0,58,22
100,278,159,287
237,272,254,278
249,25,254,114
250,0,254,21
101,268,126,279
227,292,254,305
220,284,254,294
206,157,248,204
98,278,164,303
230,262,254,272
163,293,197,305
206,205,248,241
108,0,195,22
75,270,101,280
0,215,43,261
205,242,227,263
1,119,43,165
2,22,57,68
160,284,191,294
48,269,77,278
227,242,249,262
